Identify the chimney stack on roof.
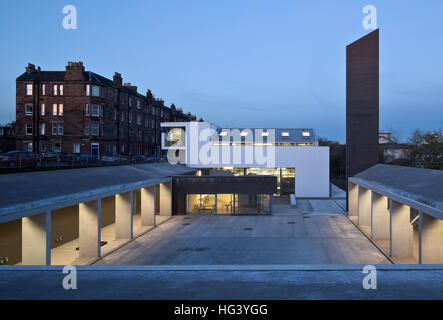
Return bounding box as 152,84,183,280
113,72,122,87
124,82,137,93
26,63,35,74
65,61,85,81
146,89,154,102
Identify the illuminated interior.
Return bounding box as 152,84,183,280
186,194,270,214
165,127,185,146
212,167,295,196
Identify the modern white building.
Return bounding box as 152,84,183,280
161,121,330,198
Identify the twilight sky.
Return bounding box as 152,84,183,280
0,0,442,143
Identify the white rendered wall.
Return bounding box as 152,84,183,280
161,122,330,198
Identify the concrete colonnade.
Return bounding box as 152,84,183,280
348,181,443,264
20,181,170,265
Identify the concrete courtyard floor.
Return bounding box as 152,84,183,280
95,204,390,266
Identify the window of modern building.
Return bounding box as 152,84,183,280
73,143,80,154
25,104,33,116
40,103,45,116
26,84,33,96
91,104,100,117
58,123,63,135
166,127,185,146
25,124,32,135
91,123,99,136
282,132,290,137
186,194,270,215
302,131,310,137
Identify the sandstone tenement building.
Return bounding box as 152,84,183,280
15,62,198,157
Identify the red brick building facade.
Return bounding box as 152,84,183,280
16,62,197,157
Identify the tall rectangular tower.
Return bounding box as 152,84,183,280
346,29,379,180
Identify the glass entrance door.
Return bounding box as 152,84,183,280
216,194,233,214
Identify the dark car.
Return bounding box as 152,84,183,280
42,152,61,161
0,151,41,168
65,153,99,166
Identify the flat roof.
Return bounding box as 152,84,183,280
350,164,443,216
0,163,195,222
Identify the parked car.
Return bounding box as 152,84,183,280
42,152,61,161
65,153,99,166
101,155,119,164
0,151,41,168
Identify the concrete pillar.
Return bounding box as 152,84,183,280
141,186,156,226
421,213,443,264
159,182,172,216
22,212,51,265
348,182,358,217
371,192,390,240
115,192,133,239
79,199,101,258
358,187,371,228
391,200,413,258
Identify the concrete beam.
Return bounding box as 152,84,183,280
391,200,413,258
22,212,50,265
115,192,133,239
79,200,101,258
358,187,371,228
348,182,358,217
141,186,156,226
371,192,390,240
421,213,443,264
159,182,172,216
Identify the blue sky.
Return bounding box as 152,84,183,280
0,0,442,142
